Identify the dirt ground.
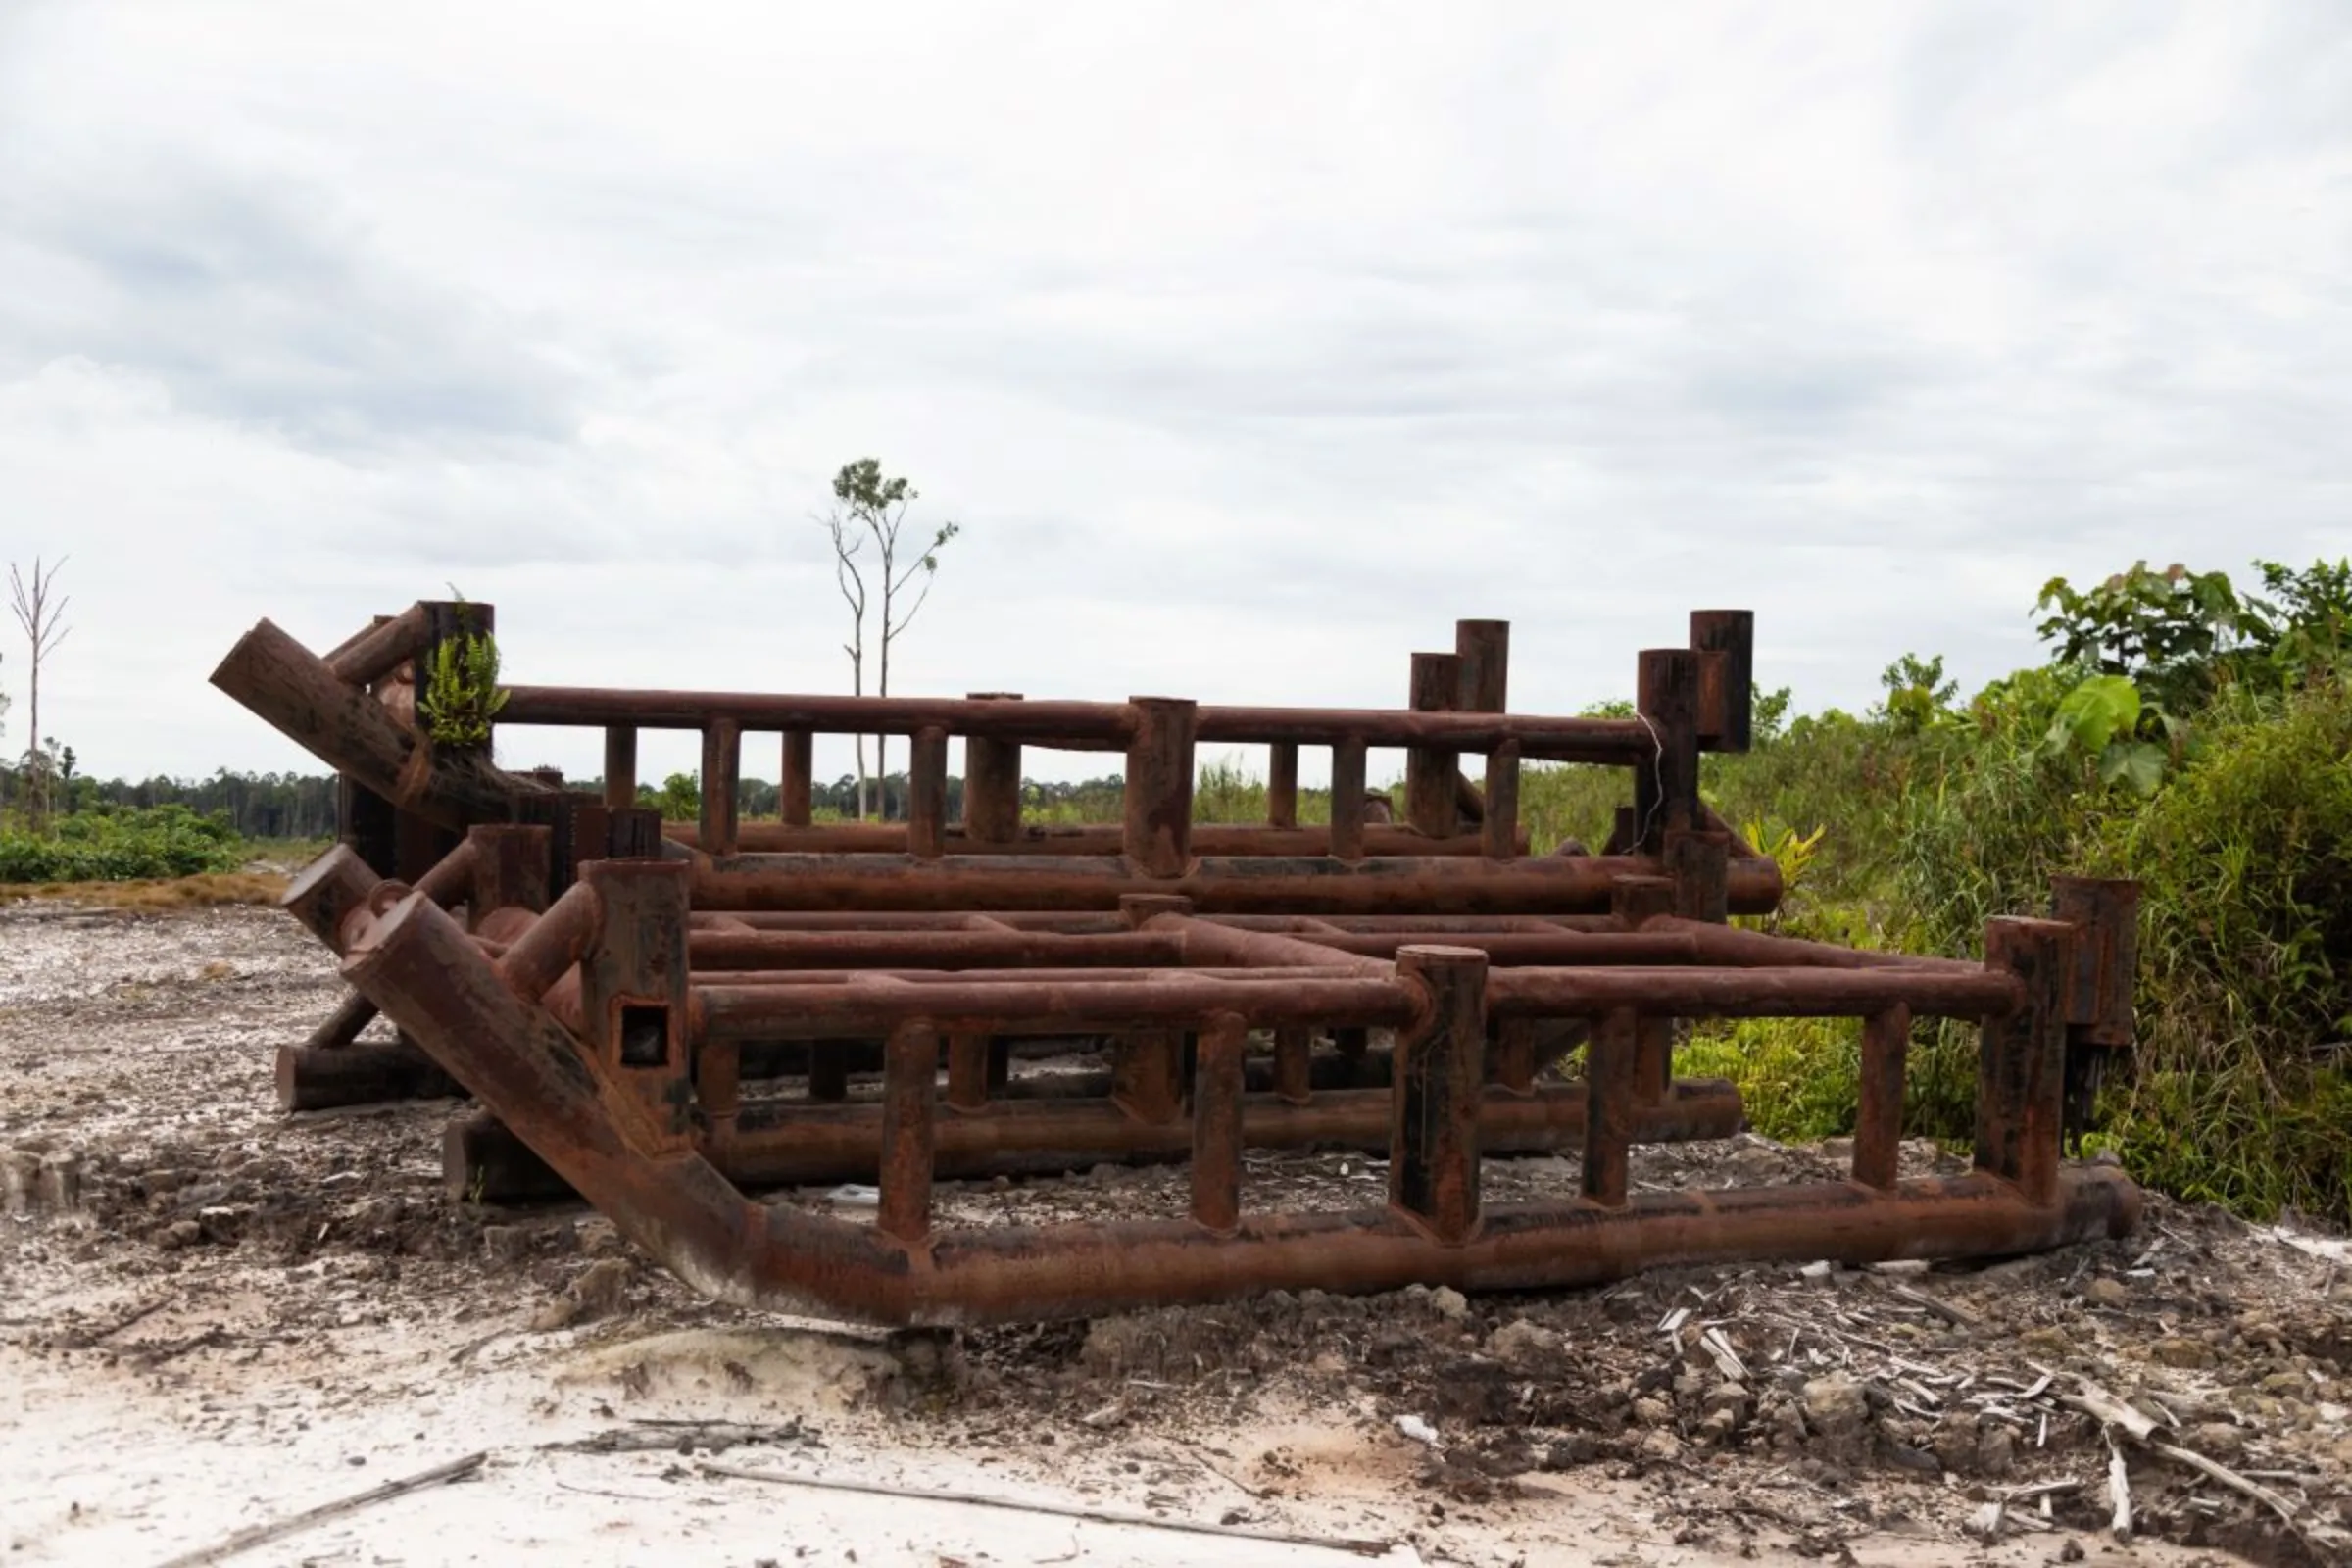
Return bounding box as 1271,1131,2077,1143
4,902,2351,1567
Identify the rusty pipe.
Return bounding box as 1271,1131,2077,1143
449,1078,1748,1198
1488,964,2025,1019
345,892,2137,1327
1641,916,1983,973
696,973,1422,1040
323,602,432,688
494,880,604,1002
688,852,1784,916
668,820,1534,858
685,928,1187,972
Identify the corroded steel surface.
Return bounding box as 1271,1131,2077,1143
223,596,2144,1323
327,871,2144,1325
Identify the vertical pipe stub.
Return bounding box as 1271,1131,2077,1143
1391,944,1488,1244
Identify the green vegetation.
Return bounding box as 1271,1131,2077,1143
416,597,508,750
1676,557,2352,1228
0,804,245,882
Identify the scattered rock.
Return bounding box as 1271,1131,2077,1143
570,1257,630,1317
1702,1382,1751,1426
1767,1397,1807,1455
138,1167,190,1197
1484,1319,1561,1370
1932,1411,1981,1474
1638,1429,1683,1464
2084,1277,2131,1309
2,1150,41,1215
1543,1432,1608,1469
2151,1336,2213,1369
36,1152,81,1212
532,1257,632,1331
2190,1420,2246,1461
481,1225,530,1264
1801,1377,1872,1462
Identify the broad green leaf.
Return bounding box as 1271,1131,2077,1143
2047,675,2140,753
2096,739,2168,796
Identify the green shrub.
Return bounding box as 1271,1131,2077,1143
1678,1017,1862,1141
2093,675,2352,1220
0,805,245,882
1518,762,1620,855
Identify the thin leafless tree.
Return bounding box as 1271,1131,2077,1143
817,461,958,820
8,556,71,824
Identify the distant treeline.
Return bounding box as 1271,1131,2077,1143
589,772,1140,824
53,771,343,840
30,768,1153,840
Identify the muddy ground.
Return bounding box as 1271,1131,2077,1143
3,901,2350,1567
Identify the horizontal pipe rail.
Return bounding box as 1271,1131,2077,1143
698,974,1423,1039
345,887,2139,1326
689,964,1386,986
694,910,1134,933
690,853,1784,916
1642,916,1984,973
666,820,1532,858
1487,964,2025,1019
500,687,1136,744
500,686,1670,760
323,603,433,687
1268,930,1706,964
687,928,1186,972
452,1080,1746,1196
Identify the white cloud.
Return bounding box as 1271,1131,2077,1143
2,0,2348,787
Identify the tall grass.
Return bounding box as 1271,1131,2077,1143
1024,755,1391,829
2088,677,2352,1219
1680,664,2352,1226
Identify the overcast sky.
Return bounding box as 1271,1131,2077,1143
3,1,2348,789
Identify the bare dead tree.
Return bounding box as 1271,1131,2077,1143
821,460,958,820
8,556,70,824
819,508,873,818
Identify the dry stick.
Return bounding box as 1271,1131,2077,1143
61,1293,172,1348
697,1461,1396,1558
152,1451,487,1568
2107,1435,2133,1541
2149,1443,2301,1528
2071,1379,2343,1550
2061,1380,2159,1444
1885,1282,1981,1331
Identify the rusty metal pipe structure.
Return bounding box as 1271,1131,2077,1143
212,602,1757,875
669,820,1537,858
225,598,2144,1328
683,852,1783,916
335,865,2141,1325
238,599,1777,1127
450,1078,1747,1201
